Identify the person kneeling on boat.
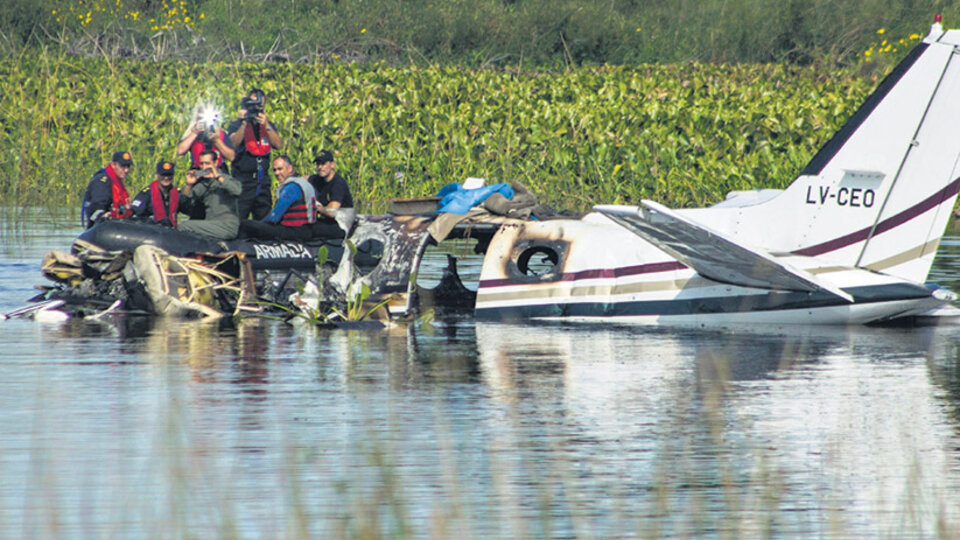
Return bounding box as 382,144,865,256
177,150,242,240
131,160,180,226
239,155,317,242
81,150,134,228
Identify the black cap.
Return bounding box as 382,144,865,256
112,151,133,166
313,150,334,164
156,160,176,176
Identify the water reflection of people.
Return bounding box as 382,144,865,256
140,318,228,382
137,318,271,406
234,319,270,395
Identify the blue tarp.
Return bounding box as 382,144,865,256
435,182,515,214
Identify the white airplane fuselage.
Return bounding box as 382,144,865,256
472,215,946,325
468,23,960,325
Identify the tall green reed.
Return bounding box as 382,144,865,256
6,0,957,66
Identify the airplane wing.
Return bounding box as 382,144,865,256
594,201,854,303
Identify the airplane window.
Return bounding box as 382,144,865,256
516,246,560,277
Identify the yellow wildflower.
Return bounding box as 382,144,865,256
877,28,886,35
361,28,367,34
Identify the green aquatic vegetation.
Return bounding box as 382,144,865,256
0,52,875,213
7,0,952,66
331,282,393,324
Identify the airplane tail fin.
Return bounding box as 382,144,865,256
730,22,960,284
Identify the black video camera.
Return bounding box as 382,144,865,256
242,95,265,122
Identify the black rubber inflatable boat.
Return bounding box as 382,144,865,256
75,220,383,272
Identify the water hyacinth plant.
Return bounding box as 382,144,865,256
0,53,878,214
0,1,945,215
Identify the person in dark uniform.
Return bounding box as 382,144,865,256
307,150,355,239
178,150,242,240
81,150,134,228
239,155,317,242
226,88,282,220
176,105,235,173
131,160,180,226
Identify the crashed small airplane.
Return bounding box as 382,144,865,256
425,18,960,325
26,19,960,325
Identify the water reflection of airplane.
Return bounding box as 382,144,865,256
474,322,907,404
474,321,960,532
476,320,952,381
417,22,960,326
473,320,957,449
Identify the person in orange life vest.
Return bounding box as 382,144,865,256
131,161,180,226
307,150,355,240
176,105,235,173
226,88,282,221
81,150,134,228
238,155,317,242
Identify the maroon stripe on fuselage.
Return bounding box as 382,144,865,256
479,260,687,289
479,177,960,289
792,176,960,256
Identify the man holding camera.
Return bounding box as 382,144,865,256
227,88,282,220
131,160,180,226
176,106,235,172
177,150,242,240
81,150,134,228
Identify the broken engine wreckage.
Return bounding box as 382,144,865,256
35,202,555,322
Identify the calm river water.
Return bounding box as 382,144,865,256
3,210,960,538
